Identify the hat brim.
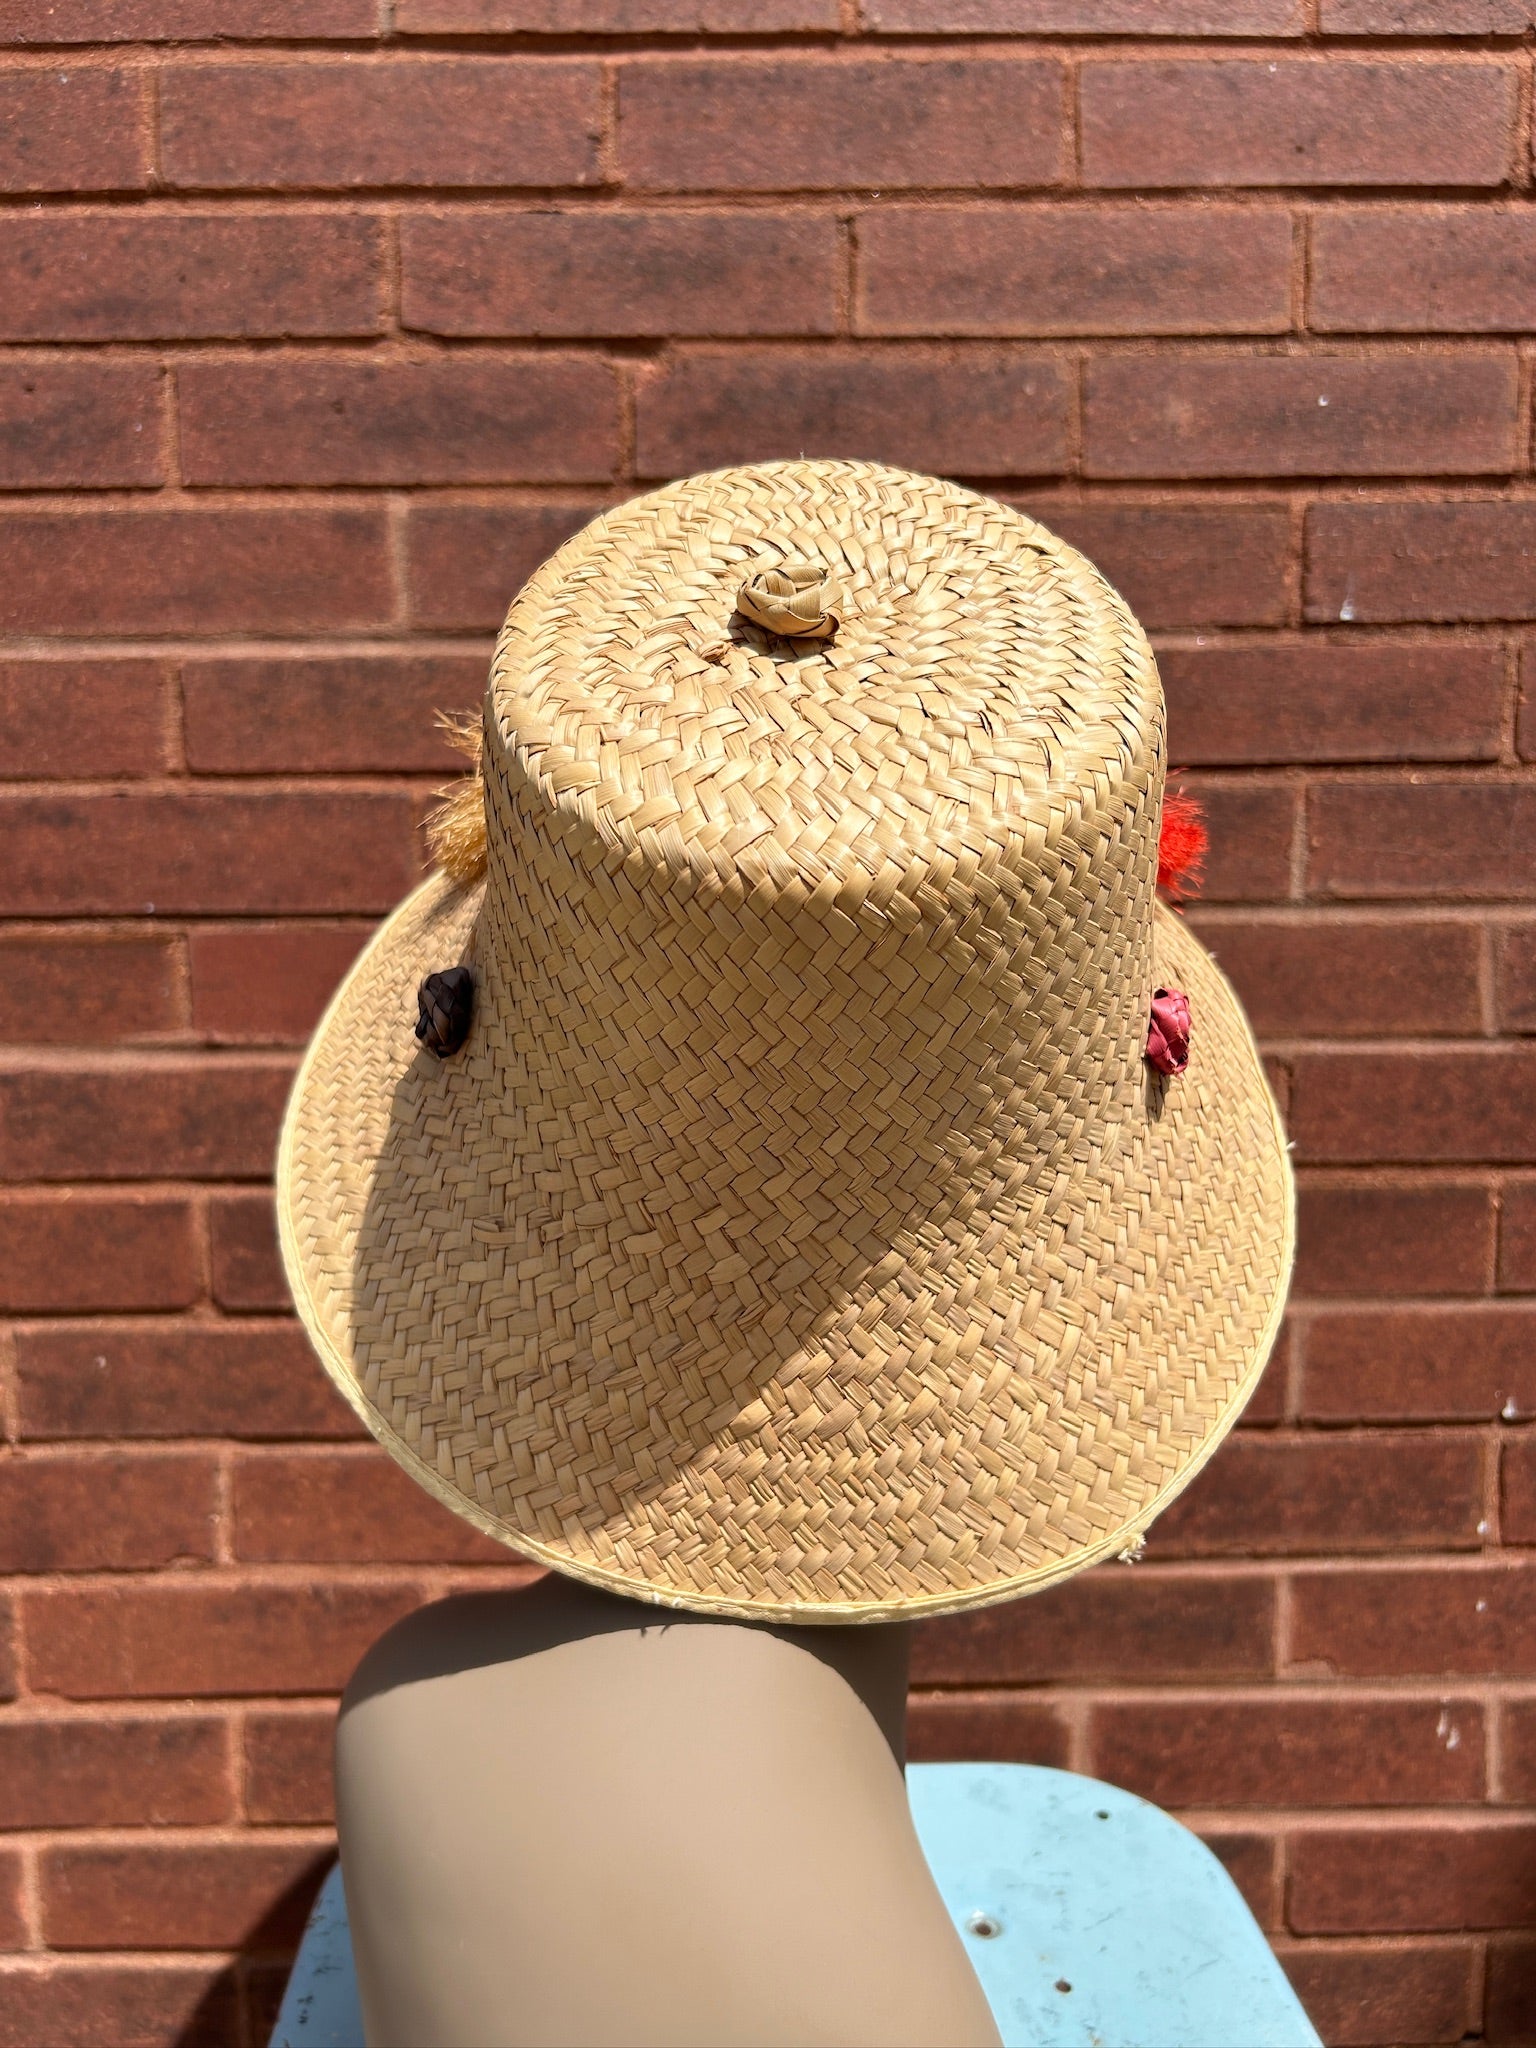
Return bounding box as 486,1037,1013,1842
278,871,1292,1624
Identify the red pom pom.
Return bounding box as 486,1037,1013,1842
1157,792,1207,899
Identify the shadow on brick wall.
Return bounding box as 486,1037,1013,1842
176,1857,331,2048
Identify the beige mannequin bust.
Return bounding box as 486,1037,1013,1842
335,1575,1002,2048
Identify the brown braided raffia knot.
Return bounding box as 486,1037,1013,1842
277,460,1294,1626
735,555,841,638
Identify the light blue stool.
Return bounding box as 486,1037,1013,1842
270,1763,1320,2048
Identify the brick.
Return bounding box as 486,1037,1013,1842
1307,501,1536,625
1146,1433,1483,1557
1279,1939,1478,2048
1015,500,1293,630
162,59,602,190
249,1964,295,2041
0,1606,17,1703
403,210,840,340
866,0,1302,26
235,1449,506,1564
208,1193,289,1312
1291,1049,1536,1163
0,67,147,193
0,935,182,1045
1186,914,1482,1038
0,1450,218,1572
0,1056,293,1181
1178,779,1297,902
0,360,162,490
0,212,382,342
1266,1055,1292,1122
0,1960,235,2048
1162,643,1502,769
1290,1820,1536,1933
913,1570,1275,1684
179,356,619,487
0,506,391,636
0,1853,25,1948
857,207,1291,339
184,656,482,776
1314,208,1536,335
905,1694,1071,1766
405,498,608,629
244,1967,290,2048
1291,1563,1536,1676
190,925,371,1045
0,660,171,778
1501,1179,1536,1290
1310,780,1536,901
41,1839,329,1951
1200,1832,1280,1928
1497,921,1536,1030
638,347,1069,482
2,0,377,34
1323,0,1534,26
1086,354,1517,480
618,55,1065,193
0,1714,232,1828
1090,1695,1484,1807
0,1192,198,1314
1080,59,1514,189
1504,1437,1536,1542
1303,1305,1536,1421
1293,1180,1494,1297
0,790,417,916
14,1322,360,1442
1501,1698,1536,1801
399,0,838,22
1521,648,1536,763
1487,1936,1536,2044
25,1578,425,1698
245,1709,336,1824
1240,1327,1291,1427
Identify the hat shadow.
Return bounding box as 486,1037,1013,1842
349,1016,980,1549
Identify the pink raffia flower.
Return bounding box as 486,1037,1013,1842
1146,987,1191,1077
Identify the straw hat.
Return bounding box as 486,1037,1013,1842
278,460,1292,1624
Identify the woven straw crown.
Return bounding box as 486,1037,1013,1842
279,460,1292,1623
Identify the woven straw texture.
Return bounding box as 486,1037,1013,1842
278,460,1293,1624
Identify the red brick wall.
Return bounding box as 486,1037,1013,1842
0,4,1532,2044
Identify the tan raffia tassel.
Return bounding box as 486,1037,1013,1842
425,710,489,886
